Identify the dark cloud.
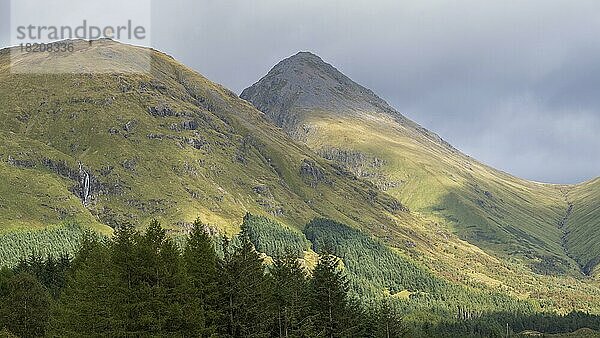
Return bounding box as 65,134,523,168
1,0,598,183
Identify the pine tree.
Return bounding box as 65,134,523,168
1,272,51,337
270,256,312,337
310,253,350,338
157,235,195,335
113,220,192,335
219,225,271,337
14,253,71,299
370,298,408,338
184,219,221,336
109,223,139,334
50,233,120,336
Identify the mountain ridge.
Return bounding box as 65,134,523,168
0,40,412,235
241,50,600,276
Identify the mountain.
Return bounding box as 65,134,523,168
0,40,420,261
0,41,506,299
0,41,598,315
241,51,600,276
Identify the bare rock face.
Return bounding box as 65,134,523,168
300,159,327,187
41,158,121,206
123,120,138,132
242,52,399,123
181,120,199,130
241,52,396,120
6,155,35,168
241,51,451,147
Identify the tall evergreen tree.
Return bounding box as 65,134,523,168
370,298,408,338
157,235,195,335
50,233,120,336
112,220,192,335
219,224,271,337
270,256,313,338
109,223,139,335
1,272,51,338
310,253,351,338
14,253,71,299
184,219,221,336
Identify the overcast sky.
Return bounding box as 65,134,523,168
1,0,599,184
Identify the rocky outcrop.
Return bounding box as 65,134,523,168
41,158,122,206
300,159,328,187
6,155,35,168
317,147,400,191
181,120,199,130
123,120,138,132
148,105,192,118
146,133,208,150
42,158,80,180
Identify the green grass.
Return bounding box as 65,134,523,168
565,178,600,274
300,111,576,274
0,40,408,239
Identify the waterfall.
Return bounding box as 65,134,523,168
79,162,91,206
83,172,90,205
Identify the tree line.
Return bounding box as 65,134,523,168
1,215,599,337
0,218,406,337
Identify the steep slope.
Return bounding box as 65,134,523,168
0,40,411,240
0,41,499,284
241,52,597,275
0,42,515,291
564,178,600,275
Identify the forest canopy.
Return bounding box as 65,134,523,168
0,215,599,337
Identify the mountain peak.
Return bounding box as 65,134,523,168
241,52,450,147
290,51,323,60
241,51,399,125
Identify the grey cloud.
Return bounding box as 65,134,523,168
148,0,600,183
0,0,9,46
457,97,600,183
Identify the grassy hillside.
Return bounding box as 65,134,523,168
0,40,411,241
565,178,600,275
241,52,597,276
302,111,574,273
